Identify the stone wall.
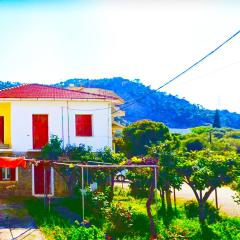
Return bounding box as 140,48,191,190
0,166,69,198
0,167,32,197
54,168,69,196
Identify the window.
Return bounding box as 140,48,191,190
0,168,17,181
75,115,93,137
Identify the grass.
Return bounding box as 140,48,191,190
24,198,105,240
24,187,240,240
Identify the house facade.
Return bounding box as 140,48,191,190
0,84,124,197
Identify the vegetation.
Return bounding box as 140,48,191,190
2,78,240,128
213,110,221,128
118,120,170,157
33,123,240,239
177,149,239,222
55,77,240,128
25,188,240,240
25,198,105,240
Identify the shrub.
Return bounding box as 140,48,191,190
45,225,105,240
85,187,110,218
225,130,240,139
182,136,207,152
184,200,220,224
41,135,63,160
104,204,134,237
126,168,152,198
210,218,240,240
64,144,95,161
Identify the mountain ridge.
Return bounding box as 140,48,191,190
1,78,240,128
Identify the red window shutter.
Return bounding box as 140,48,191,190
10,168,16,181
75,115,92,136
0,168,2,181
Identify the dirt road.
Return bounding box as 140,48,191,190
175,184,240,217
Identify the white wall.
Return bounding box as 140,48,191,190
10,100,112,152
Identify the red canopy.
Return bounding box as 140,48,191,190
0,157,27,168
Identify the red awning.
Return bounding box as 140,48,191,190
0,157,27,168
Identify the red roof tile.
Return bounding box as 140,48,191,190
0,84,119,101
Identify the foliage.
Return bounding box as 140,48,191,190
190,126,212,135
177,149,240,222
232,176,240,205
55,77,240,128
45,225,105,240
126,167,153,198
64,144,95,162
225,130,240,139
104,204,134,237
119,120,170,157
41,135,63,160
184,200,220,224
3,78,240,128
210,218,240,240
213,110,221,128
25,198,105,240
182,135,208,152
95,147,127,164
84,187,111,219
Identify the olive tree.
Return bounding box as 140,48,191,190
177,149,239,222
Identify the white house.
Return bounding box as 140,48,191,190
0,84,124,154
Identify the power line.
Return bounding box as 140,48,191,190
115,30,240,113
58,30,240,114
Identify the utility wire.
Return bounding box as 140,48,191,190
114,30,240,113
60,30,240,114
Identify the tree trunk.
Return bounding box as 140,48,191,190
146,182,157,239
199,190,206,223
166,189,172,213
160,188,166,213
199,200,206,223
173,188,177,212
109,172,115,202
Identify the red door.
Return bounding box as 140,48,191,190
0,117,4,144
34,162,52,195
32,115,48,149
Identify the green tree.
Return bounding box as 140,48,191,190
149,136,182,217
119,120,170,157
213,109,221,128
177,149,239,222
182,136,208,152
41,135,63,160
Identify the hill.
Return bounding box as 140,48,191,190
56,77,240,128
1,78,240,128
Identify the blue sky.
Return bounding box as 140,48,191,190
0,0,240,112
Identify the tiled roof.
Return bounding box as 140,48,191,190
68,87,124,104
0,84,119,101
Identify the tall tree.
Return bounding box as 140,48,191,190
119,120,171,157
213,109,221,128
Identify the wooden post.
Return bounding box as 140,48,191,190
81,167,85,221
173,188,177,211
215,188,219,209
44,165,46,209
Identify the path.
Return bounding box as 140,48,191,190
176,184,240,217
115,181,240,217
0,200,44,240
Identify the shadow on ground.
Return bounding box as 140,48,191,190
0,201,44,240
